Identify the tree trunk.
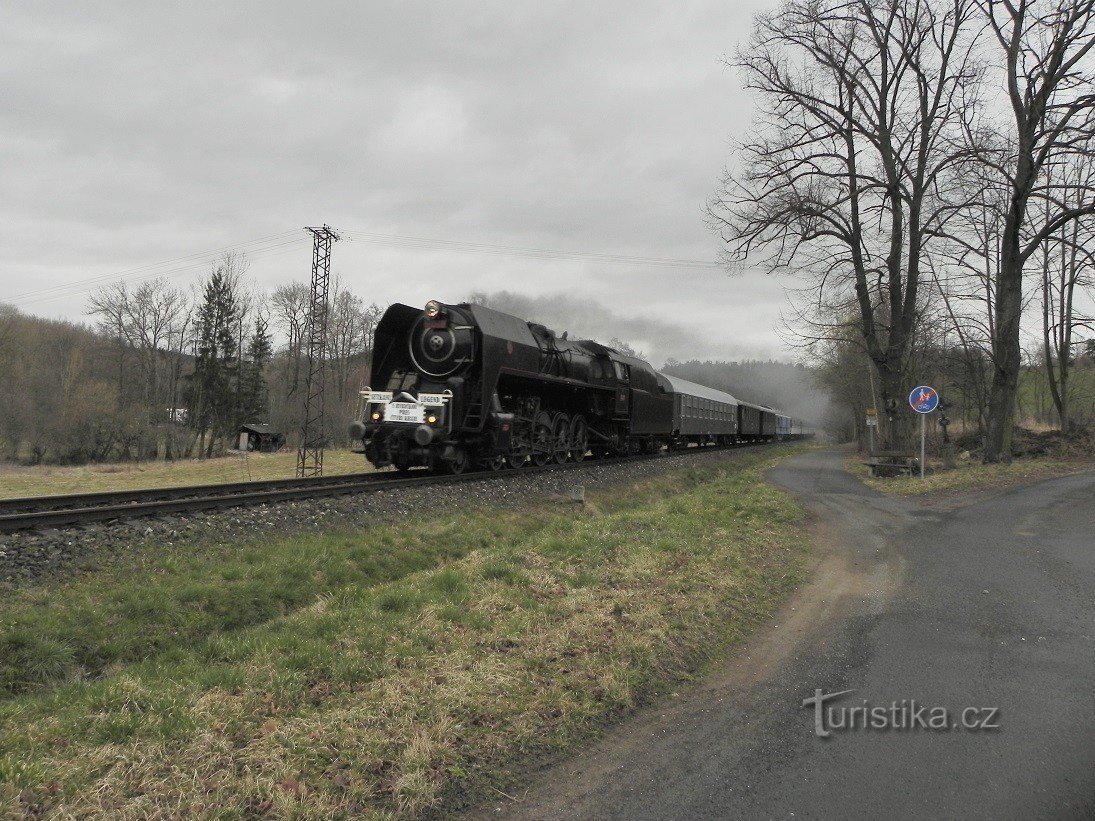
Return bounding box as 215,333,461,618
1060,374,1069,431
877,362,911,452
984,139,1032,464
985,243,1024,462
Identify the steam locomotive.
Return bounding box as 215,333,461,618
348,299,806,473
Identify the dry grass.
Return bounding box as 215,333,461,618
0,450,373,499
0,452,808,818
849,454,1095,496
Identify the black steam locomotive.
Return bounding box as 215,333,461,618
348,299,803,473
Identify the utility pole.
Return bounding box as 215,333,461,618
296,225,339,477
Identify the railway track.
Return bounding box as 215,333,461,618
0,441,789,534
0,472,381,517
0,469,473,533
0,454,635,533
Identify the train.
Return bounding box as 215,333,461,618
348,299,811,473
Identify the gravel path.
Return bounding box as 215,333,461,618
0,445,792,589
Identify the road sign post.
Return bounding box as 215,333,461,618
908,386,940,479
865,408,878,454
920,413,925,479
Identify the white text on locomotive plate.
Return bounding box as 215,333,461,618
386,402,425,424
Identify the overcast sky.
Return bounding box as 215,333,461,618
1,1,795,364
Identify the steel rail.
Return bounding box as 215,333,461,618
0,471,381,515
0,441,784,534
0,455,633,533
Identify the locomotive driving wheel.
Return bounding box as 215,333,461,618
532,411,554,467
551,413,570,464
568,414,588,462
446,447,469,475
481,453,506,471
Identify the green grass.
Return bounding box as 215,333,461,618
850,454,1094,496
0,449,374,499
0,451,808,818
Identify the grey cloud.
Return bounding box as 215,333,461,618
0,0,790,359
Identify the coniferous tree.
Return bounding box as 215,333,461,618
188,266,240,456
240,315,272,424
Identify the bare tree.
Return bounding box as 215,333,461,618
88,278,192,457
328,283,368,404
978,0,1095,461
928,157,1012,433
87,281,133,400
270,281,311,398
1038,156,1095,429
711,0,983,449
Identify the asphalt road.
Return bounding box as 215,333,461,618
492,450,1095,820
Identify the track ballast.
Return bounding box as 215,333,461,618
0,441,792,534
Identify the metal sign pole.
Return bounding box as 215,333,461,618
909,385,938,480
920,412,926,479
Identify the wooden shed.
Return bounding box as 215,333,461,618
238,424,286,453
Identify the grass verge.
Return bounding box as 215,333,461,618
0,450,373,499
848,454,1094,496
0,452,808,818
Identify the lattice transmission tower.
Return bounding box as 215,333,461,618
296,225,340,477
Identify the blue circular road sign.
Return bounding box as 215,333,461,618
909,385,939,414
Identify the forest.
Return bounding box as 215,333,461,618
0,253,381,464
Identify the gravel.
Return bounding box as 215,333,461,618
0,445,792,590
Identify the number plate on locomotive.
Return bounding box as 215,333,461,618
386,402,425,424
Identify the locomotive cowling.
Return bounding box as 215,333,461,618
350,299,673,472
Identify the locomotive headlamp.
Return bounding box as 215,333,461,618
425,300,442,318
427,414,437,424
371,411,382,421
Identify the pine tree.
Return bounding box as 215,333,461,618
240,316,272,424
187,267,240,456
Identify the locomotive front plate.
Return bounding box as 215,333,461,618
386,402,426,424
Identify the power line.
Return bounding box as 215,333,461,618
10,232,304,305
6,228,723,311
9,234,307,308
341,230,723,270
11,230,302,302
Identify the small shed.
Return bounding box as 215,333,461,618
238,424,285,453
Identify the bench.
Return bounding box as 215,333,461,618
864,453,919,478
